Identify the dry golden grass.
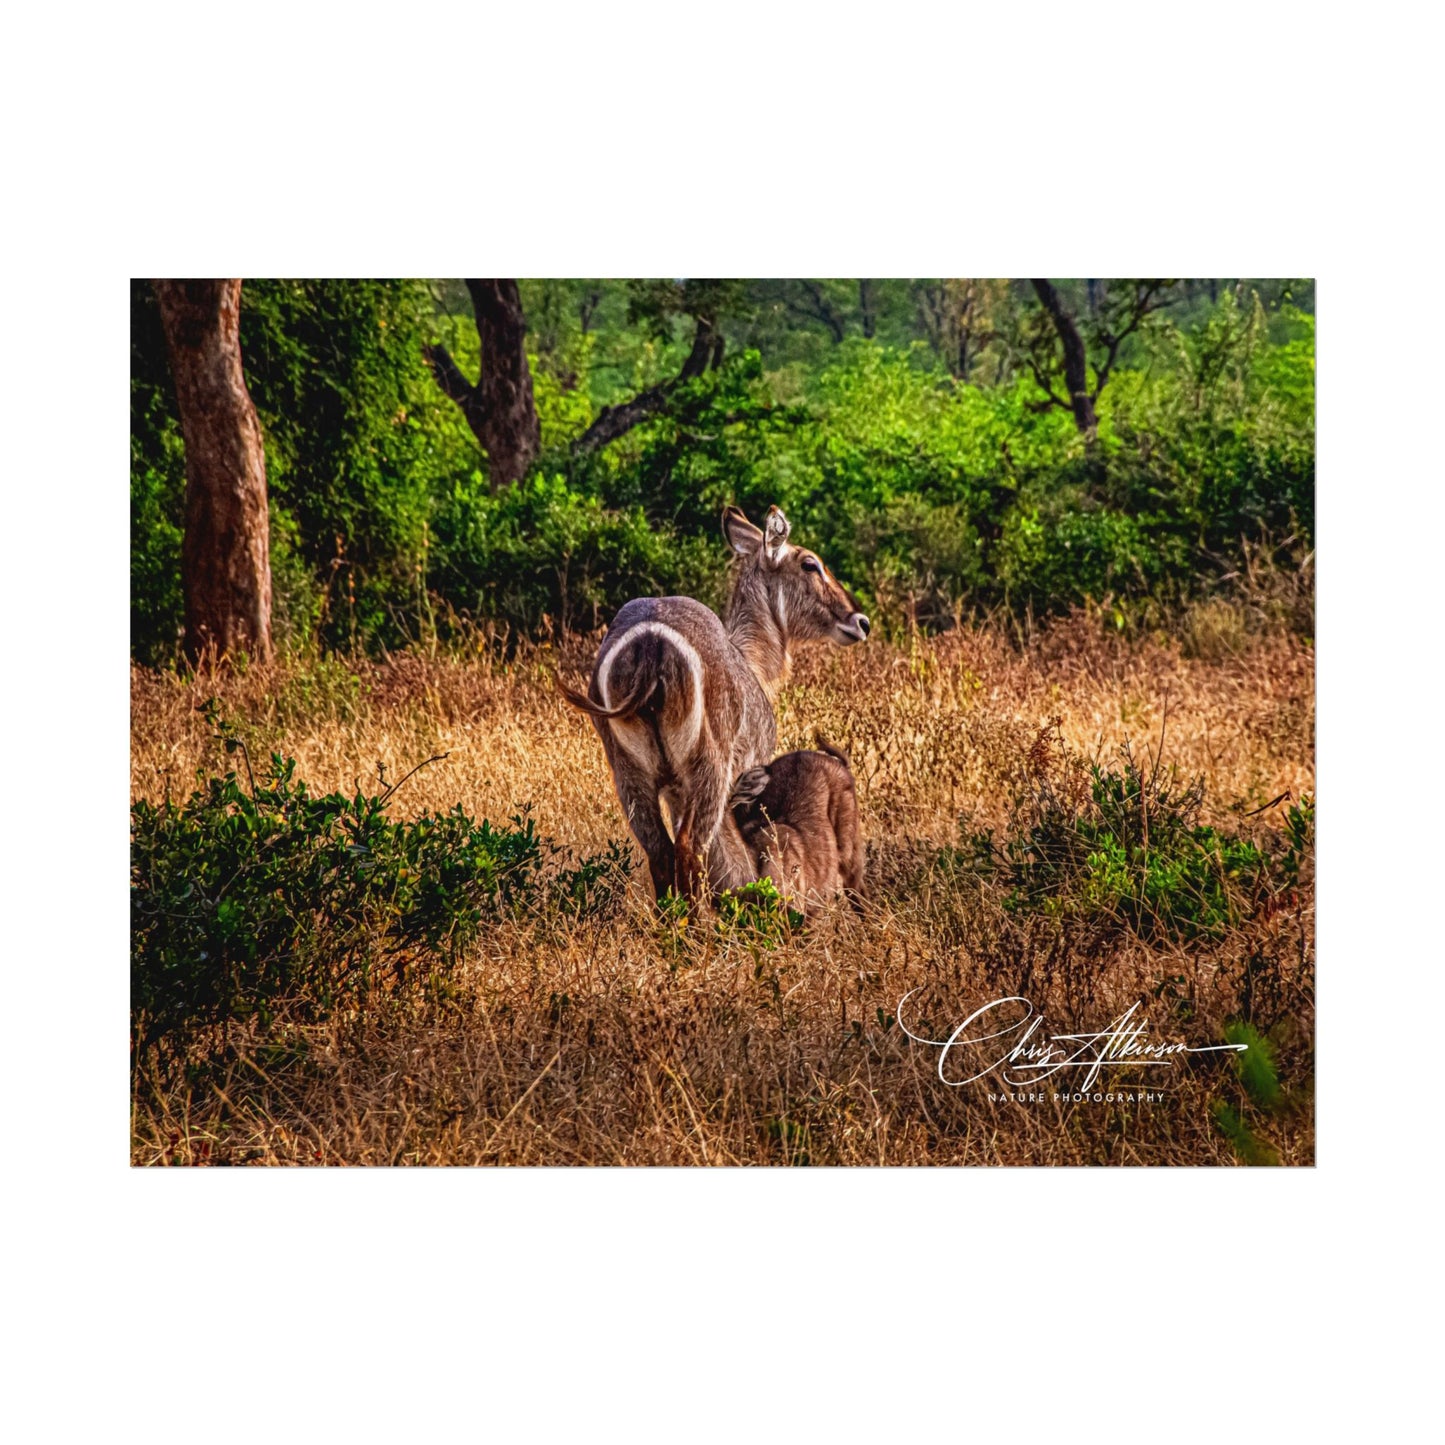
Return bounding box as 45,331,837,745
130,614,1314,1166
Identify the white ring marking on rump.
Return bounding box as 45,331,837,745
595,620,706,763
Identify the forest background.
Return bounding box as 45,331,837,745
130,278,1314,665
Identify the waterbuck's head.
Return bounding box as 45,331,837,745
721,506,870,675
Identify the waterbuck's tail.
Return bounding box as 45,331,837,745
814,732,851,767
558,672,657,720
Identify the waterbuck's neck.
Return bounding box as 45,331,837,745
724,572,791,702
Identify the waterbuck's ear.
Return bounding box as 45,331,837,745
722,505,764,558
730,766,771,807
764,505,792,562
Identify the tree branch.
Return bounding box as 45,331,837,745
574,383,676,452
1021,348,1070,412
783,281,846,343
679,314,719,380
422,343,478,408
574,313,723,453
1090,280,1170,400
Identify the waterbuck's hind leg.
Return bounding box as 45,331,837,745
628,790,677,902
672,755,734,903
600,731,675,902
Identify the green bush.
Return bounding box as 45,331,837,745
431,472,724,636
131,282,1314,659
967,734,1313,942
131,751,631,1072
130,283,187,666
1210,1019,1292,1165
239,279,477,651
1210,1100,1280,1166
715,877,804,946
1224,1021,1282,1111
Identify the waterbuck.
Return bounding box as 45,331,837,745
729,737,863,917
560,504,870,902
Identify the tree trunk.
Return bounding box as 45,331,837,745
1031,278,1097,434
859,279,877,339
424,279,541,491
152,279,273,665
467,279,541,487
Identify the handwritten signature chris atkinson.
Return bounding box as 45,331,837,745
895,994,1246,1093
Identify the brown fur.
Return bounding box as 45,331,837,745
560,506,869,904
730,737,864,916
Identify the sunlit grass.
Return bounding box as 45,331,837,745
130,613,1314,1166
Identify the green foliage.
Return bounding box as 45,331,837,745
431,472,723,636
652,889,694,967
1101,295,1316,561
130,281,187,665
765,308,1312,624
594,350,806,527
969,736,1304,942
1210,1100,1280,1166
238,279,476,651
626,278,750,338
131,280,1314,661
715,877,804,946
130,752,627,1072
1281,795,1315,883
1210,1017,1298,1164
762,1114,812,1166
1224,1021,1282,1111
552,838,634,918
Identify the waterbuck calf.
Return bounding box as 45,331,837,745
729,738,863,916
560,505,869,903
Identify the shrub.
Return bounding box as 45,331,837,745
131,751,629,1072
1225,1021,1282,1111
431,471,723,636
967,727,1311,942
715,877,804,946
553,838,635,918
1210,1019,1295,1165
1210,1100,1280,1166
130,283,187,666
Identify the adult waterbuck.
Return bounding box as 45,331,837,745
560,505,870,903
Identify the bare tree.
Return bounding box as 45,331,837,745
424,279,541,490
915,279,1007,380
152,279,273,665
1025,279,1176,435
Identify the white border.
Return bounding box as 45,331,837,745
6,2,1439,1436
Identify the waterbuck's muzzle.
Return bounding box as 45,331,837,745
836,612,870,644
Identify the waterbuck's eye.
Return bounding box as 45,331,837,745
802,557,823,576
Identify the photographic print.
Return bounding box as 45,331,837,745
130,278,1315,1166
